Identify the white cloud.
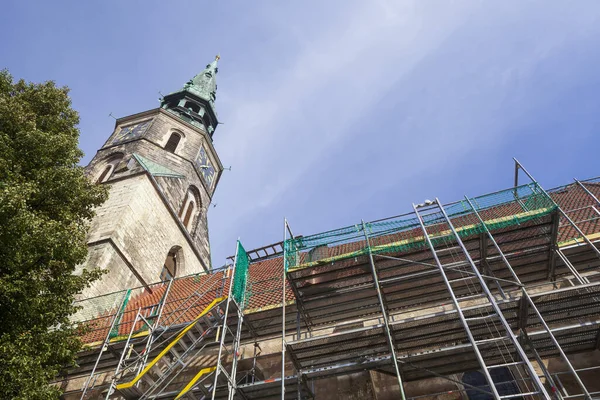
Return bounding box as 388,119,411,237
212,1,475,218
208,0,600,262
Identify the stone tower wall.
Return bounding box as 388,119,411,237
81,174,206,297
80,108,222,296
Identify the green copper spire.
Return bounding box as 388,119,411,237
183,55,219,105
161,55,221,139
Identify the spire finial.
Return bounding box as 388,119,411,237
215,54,220,61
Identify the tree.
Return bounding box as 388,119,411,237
0,70,108,399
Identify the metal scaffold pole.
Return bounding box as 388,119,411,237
414,197,553,399
413,201,500,399
227,239,248,400
524,290,591,399
212,244,240,400
138,277,174,371
554,249,587,285
361,220,407,400
228,304,244,400
107,308,143,399
574,178,600,207
80,291,129,400
282,218,288,400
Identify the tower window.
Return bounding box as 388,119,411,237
97,165,114,183
160,265,173,281
164,133,181,153
185,101,200,114
160,246,182,281
183,201,195,228
179,187,201,231
96,153,124,183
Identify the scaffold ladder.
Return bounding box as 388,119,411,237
210,242,248,400
115,296,227,399
105,279,174,400
413,198,550,400
464,194,592,399
361,220,407,400
79,291,130,400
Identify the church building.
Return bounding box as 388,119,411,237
59,57,600,400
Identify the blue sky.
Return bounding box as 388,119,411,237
2,1,600,267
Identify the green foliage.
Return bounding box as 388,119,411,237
0,70,108,399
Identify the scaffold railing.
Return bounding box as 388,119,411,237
74,269,226,345
284,183,556,272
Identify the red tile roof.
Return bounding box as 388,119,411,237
78,181,600,344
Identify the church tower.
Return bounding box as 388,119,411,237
82,56,223,297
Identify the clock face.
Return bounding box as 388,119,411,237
112,120,151,144
195,145,216,188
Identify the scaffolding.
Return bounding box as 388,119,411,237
68,241,253,400
63,161,600,400
279,161,600,400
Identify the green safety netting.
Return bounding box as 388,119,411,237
284,183,557,271
72,290,128,324
232,240,250,307
71,289,129,344
107,284,168,339
110,289,132,337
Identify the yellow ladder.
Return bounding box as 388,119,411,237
116,296,227,399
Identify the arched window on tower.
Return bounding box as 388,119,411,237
160,246,183,281
179,187,201,231
96,153,124,183
97,165,113,183
183,200,195,227
164,132,181,153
